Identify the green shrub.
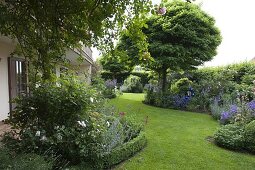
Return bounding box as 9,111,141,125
9,76,103,134
170,77,192,95
0,147,52,170
144,90,174,108
131,71,150,86
3,76,146,168
98,131,147,168
244,120,255,152
121,75,143,93
214,124,245,150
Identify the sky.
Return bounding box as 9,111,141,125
92,0,255,67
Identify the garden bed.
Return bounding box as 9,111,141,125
99,131,147,168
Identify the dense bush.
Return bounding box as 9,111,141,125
2,76,146,168
213,100,255,152
145,62,255,113
144,90,173,108
131,71,150,86
121,75,143,93
103,79,118,98
0,147,53,170
244,120,255,152
214,124,245,150
99,131,147,168
170,78,192,95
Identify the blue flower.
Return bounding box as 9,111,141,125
247,100,255,110
220,111,230,121
229,105,238,114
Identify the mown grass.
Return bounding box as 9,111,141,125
109,93,255,170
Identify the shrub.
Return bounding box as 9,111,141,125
0,147,52,170
3,76,146,168
214,124,245,150
103,79,117,98
98,131,147,168
170,78,192,95
9,76,103,134
244,120,255,152
121,75,143,93
131,71,150,86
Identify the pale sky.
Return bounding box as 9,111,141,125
92,0,255,66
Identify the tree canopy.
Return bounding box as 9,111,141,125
0,0,152,80
100,50,134,81
119,0,222,92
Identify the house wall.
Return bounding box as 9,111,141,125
0,40,14,121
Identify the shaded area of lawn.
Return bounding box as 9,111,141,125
110,93,255,170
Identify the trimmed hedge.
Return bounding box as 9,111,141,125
99,131,147,168
244,120,255,152
214,124,245,150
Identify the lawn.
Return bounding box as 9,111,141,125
109,93,255,170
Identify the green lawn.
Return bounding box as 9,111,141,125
109,93,255,170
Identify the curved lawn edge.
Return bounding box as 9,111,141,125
100,131,147,168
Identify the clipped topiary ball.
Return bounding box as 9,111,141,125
244,120,255,152
214,124,245,150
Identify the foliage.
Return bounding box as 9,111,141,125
209,97,233,120
103,79,118,99
8,76,103,134
131,71,150,86
0,147,53,170
110,93,255,169
244,120,255,152
2,76,145,168
100,50,134,81
156,62,255,112
99,131,147,168
144,90,192,109
0,0,152,79
120,0,222,92
101,71,130,84
214,124,245,150
170,78,192,95
121,75,144,93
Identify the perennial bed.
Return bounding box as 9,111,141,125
0,77,147,169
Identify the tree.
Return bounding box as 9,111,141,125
0,0,152,80
100,50,134,82
120,0,222,92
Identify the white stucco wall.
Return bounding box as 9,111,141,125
0,41,14,121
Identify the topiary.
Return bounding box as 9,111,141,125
214,124,245,150
244,120,255,152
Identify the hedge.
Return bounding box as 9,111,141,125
98,131,147,169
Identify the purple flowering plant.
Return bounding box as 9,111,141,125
220,111,230,122
105,79,117,89
247,100,255,110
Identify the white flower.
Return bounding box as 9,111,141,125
35,131,41,137
57,134,62,140
78,120,86,128
90,97,94,103
106,121,110,127
41,135,47,141
30,107,35,110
